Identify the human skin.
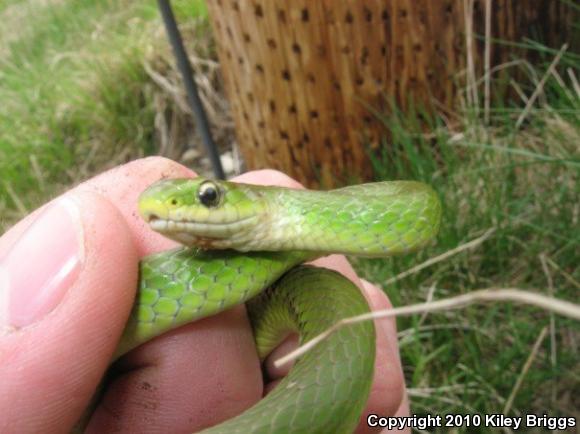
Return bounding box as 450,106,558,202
0,157,410,433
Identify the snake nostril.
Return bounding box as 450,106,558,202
147,213,160,222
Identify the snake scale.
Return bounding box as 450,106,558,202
111,177,441,433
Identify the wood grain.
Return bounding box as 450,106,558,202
205,0,576,187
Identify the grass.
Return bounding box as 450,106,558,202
1,0,579,430
355,47,580,424
0,0,209,229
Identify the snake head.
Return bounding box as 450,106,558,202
138,177,264,249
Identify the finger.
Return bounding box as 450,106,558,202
87,306,262,433
76,156,196,256
80,158,263,432
380,392,411,433
262,334,299,392
0,191,137,434
356,279,406,434
233,169,304,189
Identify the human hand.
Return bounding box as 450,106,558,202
0,157,409,433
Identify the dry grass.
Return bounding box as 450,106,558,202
0,0,237,232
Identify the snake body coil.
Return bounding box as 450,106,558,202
114,178,441,433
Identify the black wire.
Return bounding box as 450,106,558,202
157,0,225,179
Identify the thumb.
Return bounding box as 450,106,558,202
0,191,137,433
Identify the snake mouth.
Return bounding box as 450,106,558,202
147,213,161,222
146,215,258,247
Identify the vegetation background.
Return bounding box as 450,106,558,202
1,0,578,429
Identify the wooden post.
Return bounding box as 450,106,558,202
205,0,576,187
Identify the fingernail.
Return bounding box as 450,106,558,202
0,198,84,329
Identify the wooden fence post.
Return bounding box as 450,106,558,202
206,0,576,187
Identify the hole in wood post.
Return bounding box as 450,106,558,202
292,43,302,54
324,137,332,148
303,133,310,142
269,100,276,112
288,104,297,114
279,130,289,140
243,33,250,43
307,73,316,83
267,38,277,49
255,4,263,17
381,9,390,21
301,8,309,21
282,70,291,80
345,11,354,23
364,7,372,22
278,9,286,23
361,46,369,64
255,64,264,73
310,110,319,119
290,149,299,165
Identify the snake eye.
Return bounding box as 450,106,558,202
197,180,221,207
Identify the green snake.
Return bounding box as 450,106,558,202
112,177,441,433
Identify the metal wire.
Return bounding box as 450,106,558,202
158,0,225,179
